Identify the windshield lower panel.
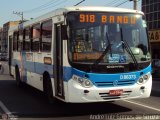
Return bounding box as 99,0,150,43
67,12,151,73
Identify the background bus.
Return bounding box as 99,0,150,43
8,6,152,103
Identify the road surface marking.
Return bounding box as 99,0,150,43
123,100,160,112
0,100,17,119
0,101,11,114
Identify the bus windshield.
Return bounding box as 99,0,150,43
67,12,151,72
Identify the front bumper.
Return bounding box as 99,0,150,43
66,76,152,103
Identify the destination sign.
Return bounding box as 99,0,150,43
79,14,137,24
73,52,102,61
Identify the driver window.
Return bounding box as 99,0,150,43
132,29,140,47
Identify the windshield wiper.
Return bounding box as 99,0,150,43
120,28,139,70
88,32,112,72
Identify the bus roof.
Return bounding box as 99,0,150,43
9,6,143,32
64,6,143,14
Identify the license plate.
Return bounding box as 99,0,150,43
109,89,123,96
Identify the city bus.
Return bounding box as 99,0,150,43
8,6,152,103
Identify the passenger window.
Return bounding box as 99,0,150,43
13,32,18,51
18,30,23,51
41,20,52,51
24,27,31,51
32,24,41,51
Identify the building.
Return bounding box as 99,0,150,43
0,28,3,51
142,0,160,59
1,21,20,52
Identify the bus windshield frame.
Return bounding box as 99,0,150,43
67,12,151,73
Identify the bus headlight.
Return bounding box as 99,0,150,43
72,75,93,88
83,78,93,88
138,78,144,84
137,72,151,85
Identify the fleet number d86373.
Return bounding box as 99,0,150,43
120,75,136,80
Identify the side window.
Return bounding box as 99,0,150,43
41,20,52,51
24,27,31,51
18,30,23,51
32,24,41,51
13,32,18,51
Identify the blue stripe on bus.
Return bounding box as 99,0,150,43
12,58,151,87
12,59,54,76
70,65,151,87
12,59,72,81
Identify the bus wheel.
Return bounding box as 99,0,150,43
15,67,23,87
43,74,55,104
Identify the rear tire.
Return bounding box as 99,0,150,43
15,67,23,87
0,64,4,74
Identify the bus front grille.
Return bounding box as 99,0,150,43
95,80,135,87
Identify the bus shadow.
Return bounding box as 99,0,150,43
0,80,132,119
151,90,160,97
151,79,160,97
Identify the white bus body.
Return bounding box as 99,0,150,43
8,6,152,103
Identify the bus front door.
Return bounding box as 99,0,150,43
54,24,64,99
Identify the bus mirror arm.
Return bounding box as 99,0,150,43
61,25,68,40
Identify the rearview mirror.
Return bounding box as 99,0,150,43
131,47,140,55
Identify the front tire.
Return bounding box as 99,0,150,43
43,74,55,104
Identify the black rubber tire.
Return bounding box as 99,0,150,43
15,67,23,87
0,65,4,74
44,74,55,104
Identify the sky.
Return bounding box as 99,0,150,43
0,0,141,27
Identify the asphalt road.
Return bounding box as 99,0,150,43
0,61,160,120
